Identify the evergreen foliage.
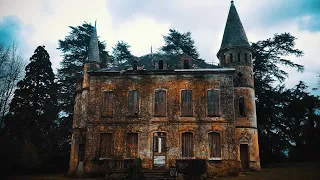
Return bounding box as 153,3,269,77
4,45,58,172
112,40,133,67
161,29,199,59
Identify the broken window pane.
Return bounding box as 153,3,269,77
103,91,114,116
209,132,221,158
128,90,139,116
154,90,166,116
208,90,220,116
99,133,112,158
126,133,138,158
181,90,193,117
182,132,194,158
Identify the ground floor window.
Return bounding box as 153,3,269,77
208,132,221,158
126,133,138,158
99,133,112,158
182,132,194,158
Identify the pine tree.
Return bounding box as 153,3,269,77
112,40,134,67
161,29,199,59
5,45,58,170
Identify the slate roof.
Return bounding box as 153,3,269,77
219,1,250,51
88,21,100,63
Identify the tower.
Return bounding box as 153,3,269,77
69,21,100,175
217,1,260,170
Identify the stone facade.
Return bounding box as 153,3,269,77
68,1,260,178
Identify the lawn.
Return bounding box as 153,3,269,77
219,162,320,180
4,162,320,180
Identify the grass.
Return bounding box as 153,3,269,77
4,162,320,180
218,162,320,180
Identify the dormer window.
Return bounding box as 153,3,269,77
133,60,138,70
238,53,241,62
183,60,190,69
159,60,164,70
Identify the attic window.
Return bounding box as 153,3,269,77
238,53,241,62
230,53,233,63
183,60,190,69
133,60,138,70
159,60,164,70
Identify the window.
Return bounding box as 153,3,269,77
250,54,252,62
230,53,233,63
154,90,166,116
99,133,112,158
207,89,220,116
239,97,245,116
208,132,221,158
79,144,85,161
238,53,241,62
181,90,193,116
183,60,190,69
159,60,163,70
133,60,138,70
126,133,138,158
103,91,114,116
182,132,194,158
245,53,248,62
128,90,139,116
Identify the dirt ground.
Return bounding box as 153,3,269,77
4,162,320,180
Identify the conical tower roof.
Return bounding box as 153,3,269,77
219,1,250,52
88,21,100,62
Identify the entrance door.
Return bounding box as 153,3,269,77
240,144,249,171
153,132,166,169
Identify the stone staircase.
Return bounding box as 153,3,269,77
140,169,172,180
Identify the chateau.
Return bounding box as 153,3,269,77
69,1,260,178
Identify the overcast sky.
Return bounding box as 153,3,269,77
1,0,320,93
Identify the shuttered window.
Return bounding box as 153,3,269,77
181,90,193,117
103,91,114,116
182,132,194,158
126,133,138,158
207,89,220,117
99,133,112,158
128,90,139,116
154,90,166,116
209,132,221,158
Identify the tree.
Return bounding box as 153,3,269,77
112,40,133,66
161,29,199,59
57,22,110,118
5,45,58,171
0,42,24,132
251,33,305,164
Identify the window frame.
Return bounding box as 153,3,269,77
181,89,193,117
181,132,194,158
207,89,221,117
154,89,167,117
102,90,115,117
126,133,139,159
128,90,139,117
208,132,222,160
99,133,113,159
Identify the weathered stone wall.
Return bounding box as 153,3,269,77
81,70,239,175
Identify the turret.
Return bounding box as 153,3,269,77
218,1,260,171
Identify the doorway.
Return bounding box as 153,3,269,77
240,144,249,171
153,132,166,169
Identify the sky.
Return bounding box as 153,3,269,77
0,0,320,93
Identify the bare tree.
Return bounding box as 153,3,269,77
0,42,25,131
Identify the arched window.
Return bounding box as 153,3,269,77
133,60,138,70
183,60,190,69
239,97,245,116
245,53,248,62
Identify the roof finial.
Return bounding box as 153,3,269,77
231,0,234,4
94,19,97,29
